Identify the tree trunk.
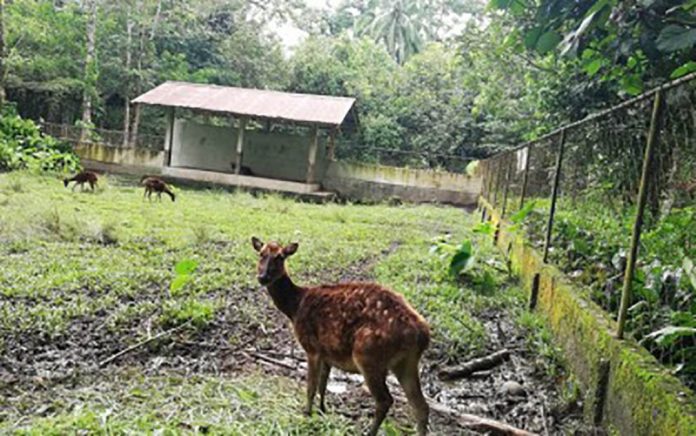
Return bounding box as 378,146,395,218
0,0,7,107
128,0,162,147
122,10,133,147
128,23,144,147
80,0,98,142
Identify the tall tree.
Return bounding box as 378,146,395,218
128,0,161,146
80,0,98,140
122,5,133,146
0,0,6,106
357,0,429,63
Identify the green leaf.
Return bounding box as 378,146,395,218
170,274,191,294
510,200,537,224
448,240,475,276
621,74,643,96
535,31,562,55
524,28,543,50
584,58,603,76
683,257,696,290
670,61,696,79
175,259,198,275
472,222,495,236
656,25,696,52
487,0,511,10
644,326,696,346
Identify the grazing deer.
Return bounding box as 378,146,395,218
63,171,98,191
140,175,175,202
251,237,430,435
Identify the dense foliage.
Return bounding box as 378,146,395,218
0,108,80,172
1,0,694,165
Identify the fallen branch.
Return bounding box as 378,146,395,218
438,349,510,380
248,349,533,435
425,398,537,436
99,321,191,367
243,351,299,371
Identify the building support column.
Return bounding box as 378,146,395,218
165,108,175,167
327,127,336,161
235,117,248,175
306,125,319,184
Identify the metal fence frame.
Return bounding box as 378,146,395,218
478,71,696,339
39,121,165,151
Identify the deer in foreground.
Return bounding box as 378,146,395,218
140,176,175,202
63,171,98,191
251,237,430,435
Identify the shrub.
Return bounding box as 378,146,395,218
0,108,81,173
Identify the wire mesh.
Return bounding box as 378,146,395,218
479,77,696,389
39,121,165,151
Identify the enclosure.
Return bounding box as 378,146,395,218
0,172,594,434
478,72,696,433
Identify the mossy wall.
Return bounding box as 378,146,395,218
481,199,696,436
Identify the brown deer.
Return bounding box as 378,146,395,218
140,176,175,202
63,171,98,191
251,237,430,435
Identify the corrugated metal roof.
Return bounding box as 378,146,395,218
132,81,356,127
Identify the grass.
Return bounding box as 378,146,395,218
0,171,543,433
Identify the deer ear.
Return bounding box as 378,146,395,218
251,237,264,252
283,243,299,257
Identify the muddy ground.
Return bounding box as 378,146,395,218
0,246,597,435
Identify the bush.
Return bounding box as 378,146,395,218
0,108,81,173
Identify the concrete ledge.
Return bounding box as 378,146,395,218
324,161,480,206
162,167,321,194
481,199,696,435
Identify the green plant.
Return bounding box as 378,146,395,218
0,110,80,173
430,237,476,277
170,259,198,296
161,298,215,328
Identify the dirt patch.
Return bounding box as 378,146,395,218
1,243,591,434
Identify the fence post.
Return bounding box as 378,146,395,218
484,161,493,201
519,144,533,210
492,159,503,207
617,91,663,339
501,154,514,217
542,129,567,263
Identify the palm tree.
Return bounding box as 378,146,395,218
356,0,431,64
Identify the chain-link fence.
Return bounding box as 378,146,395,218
478,73,696,389
336,139,474,173
39,121,165,151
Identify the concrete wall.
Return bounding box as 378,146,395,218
74,138,481,206
482,199,696,435
170,119,328,183
324,161,481,206
75,142,164,169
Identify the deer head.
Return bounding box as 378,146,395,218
251,237,298,286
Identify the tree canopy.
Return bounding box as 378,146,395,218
0,0,692,168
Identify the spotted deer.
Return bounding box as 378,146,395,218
140,176,175,202
63,171,98,191
251,237,430,435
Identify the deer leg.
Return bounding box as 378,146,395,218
361,368,392,436
393,357,429,435
318,361,331,413
304,354,321,416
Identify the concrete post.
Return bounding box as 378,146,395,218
235,117,248,175
306,125,319,184
165,108,175,167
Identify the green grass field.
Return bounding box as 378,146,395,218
0,171,578,434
